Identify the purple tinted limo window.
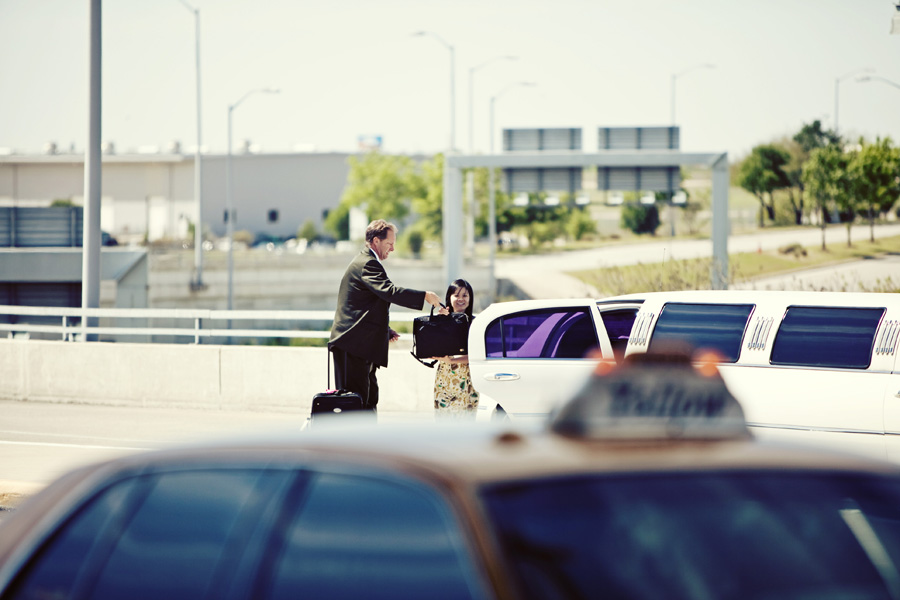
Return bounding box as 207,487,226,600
485,309,597,359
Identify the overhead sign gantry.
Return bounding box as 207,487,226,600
441,126,729,297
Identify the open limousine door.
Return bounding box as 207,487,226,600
467,298,642,420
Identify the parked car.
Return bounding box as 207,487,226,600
4,354,900,599
468,290,900,463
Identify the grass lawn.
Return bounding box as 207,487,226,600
569,234,900,296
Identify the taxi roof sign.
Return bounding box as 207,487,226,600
549,351,750,441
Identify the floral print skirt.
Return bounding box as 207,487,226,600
434,361,479,419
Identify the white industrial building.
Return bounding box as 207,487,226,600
0,149,363,244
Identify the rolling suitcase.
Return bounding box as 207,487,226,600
309,349,368,427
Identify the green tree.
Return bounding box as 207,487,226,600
794,119,841,152
737,144,791,227
781,138,807,226
782,120,841,226
803,144,852,248
324,203,350,240
472,167,493,237
484,170,519,236
848,137,900,242
339,152,419,224
409,153,445,241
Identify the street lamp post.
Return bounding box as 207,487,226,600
226,88,280,312
412,31,456,151
464,55,516,259
488,82,535,303
670,63,715,124
177,0,205,290
835,68,874,135
468,56,517,152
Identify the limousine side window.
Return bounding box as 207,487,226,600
600,309,639,363
485,309,598,359
770,306,885,369
647,303,755,363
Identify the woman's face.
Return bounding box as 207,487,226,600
450,287,470,312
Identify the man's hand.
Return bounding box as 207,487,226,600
424,291,442,309
389,328,400,342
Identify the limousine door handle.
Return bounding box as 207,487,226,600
486,372,520,381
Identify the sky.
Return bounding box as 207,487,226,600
2,0,900,161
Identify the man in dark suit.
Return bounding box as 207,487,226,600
329,219,443,410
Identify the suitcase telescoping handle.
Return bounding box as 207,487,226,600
326,347,348,392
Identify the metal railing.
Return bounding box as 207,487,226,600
0,304,420,344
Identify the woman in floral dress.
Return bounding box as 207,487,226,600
433,279,479,419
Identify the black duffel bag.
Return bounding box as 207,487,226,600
411,306,470,367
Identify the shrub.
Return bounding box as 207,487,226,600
778,243,807,258
522,221,563,248
620,203,660,235
297,219,318,241
233,230,254,245
406,230,424,257
566,209,597,241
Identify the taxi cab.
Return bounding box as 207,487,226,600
2,353,900,599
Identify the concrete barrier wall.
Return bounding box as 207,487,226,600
0,339,437,414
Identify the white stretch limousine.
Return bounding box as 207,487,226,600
468,291,900,462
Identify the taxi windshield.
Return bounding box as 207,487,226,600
484,471,900,600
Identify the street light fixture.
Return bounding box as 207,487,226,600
670,63,715,125
835,68,874,135
488,81,536,302
226,87,280,312
412,31,456,151
856,74,900,91
176,0,205,290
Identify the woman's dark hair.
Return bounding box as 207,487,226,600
444,278,474,318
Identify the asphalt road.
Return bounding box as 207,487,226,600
0,401,437,508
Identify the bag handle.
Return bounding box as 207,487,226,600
410,351,438,368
